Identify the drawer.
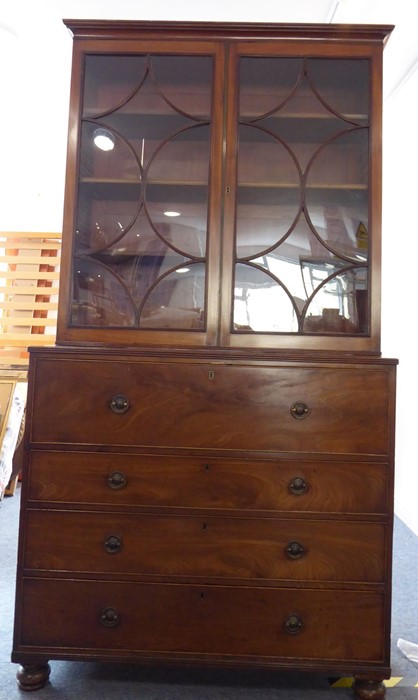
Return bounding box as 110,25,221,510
17,578,386,664
24,510,386,583
29,357,391,455
28,450,388,515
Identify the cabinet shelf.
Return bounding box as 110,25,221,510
84,112,210,140
78,179,208,203
80,178,367,191
80,178,208,186
78,178,366,210
85,108,366,120
239,183,367,190
84,112,367,146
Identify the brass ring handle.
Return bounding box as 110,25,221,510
110,395,130,414
107,471,127,490
100,607,120,628
285,614,304,635
288,476,308,496
285,541,305,560
104,535,123,554
290,402,310,419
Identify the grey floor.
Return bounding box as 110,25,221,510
1,486,418,699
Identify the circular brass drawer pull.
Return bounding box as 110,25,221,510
286,541,305,560
110,395,130,414
104,535,123,554
285,614,304,635
288,476,308,496
100,607,120,628
290,401,310,419
107,471,127,490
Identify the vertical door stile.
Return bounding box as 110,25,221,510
219,42,240,347
206,41,228,346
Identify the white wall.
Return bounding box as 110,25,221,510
0,0,335,232
382,68,418,534
2,0,418,531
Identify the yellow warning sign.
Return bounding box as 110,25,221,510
356,221,368,251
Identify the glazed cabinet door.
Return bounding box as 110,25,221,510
58,38,225,346
221,40,383,353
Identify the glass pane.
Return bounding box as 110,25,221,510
305,129,369,261
71,257,136,327
236,124,301,258
83,55,148,116
303,268,368,334
151,55,213,118
233,55,370,337
306,59,369,123
71,53,213,328
240,57,303,118
252,220,330,303
236,198,300,260
146,124,210,258
75,122,141,254
141,263,206,329
234,263,298,332
83,54,213,120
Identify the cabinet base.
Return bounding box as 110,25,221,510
13,663,388,697
353,678,386,699
16,664,51,691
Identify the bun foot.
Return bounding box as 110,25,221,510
353,678,386,699
16,663,51,691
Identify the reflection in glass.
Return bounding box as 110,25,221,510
234,257,367,335
141,263,206,329
234,263,298,332
71,257,136,327
302,267,368,334
234,55,370,336
71,53,213,330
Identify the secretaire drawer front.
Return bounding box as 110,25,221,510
24,510,386,583
27,451,388,515
30,358,391,455
18,578,386,663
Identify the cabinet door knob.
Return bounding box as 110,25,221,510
107,471,127,490
290,401,310,419
288,476,308,495
285,614,304,635
104,535,123,554
100,607,120,627
110,395,130,414
285,541,305,560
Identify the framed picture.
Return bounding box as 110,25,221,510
0,379,22,498
0,379,17,447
